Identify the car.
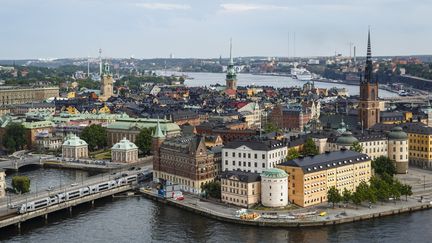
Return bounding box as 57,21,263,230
128,167,136,171
121,173,128,177
319,212,327,217
136,167,141,171
175,196,184,201
46,186,54,191
70,183,78,187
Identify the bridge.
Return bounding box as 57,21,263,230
0,156,44,171
0,168,150,230
383,95,430,104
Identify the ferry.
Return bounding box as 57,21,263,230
291,68,313,81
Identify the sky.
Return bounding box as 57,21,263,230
0,0,431,59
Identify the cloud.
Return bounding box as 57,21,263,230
220,3,291,13
136,3,191,10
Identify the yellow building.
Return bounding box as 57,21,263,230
277,150,371,207
404,123,432,167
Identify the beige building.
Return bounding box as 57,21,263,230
238,102,262,129
0,169,5,198
99,63,114,101
277,150,371,207
0,87,59,105
62,134,89,159
111,138,139,163
221,170,261,208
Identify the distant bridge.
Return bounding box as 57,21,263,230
383,95,430,104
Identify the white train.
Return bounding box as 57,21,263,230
18,174,138,214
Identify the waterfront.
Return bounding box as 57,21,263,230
182,72,398,98
1,190,432,243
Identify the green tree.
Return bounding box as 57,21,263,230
400,184,413,201
286,148,300,160
372,156,396,177
327,186,341,208
350,141,364,153
3,123,28,153
264,122,281,134
135,128,154,155
351,191,362,208
342,188,352,204
201,181,221,199
302,138,319,156
12,176,30,194
80,124,107,151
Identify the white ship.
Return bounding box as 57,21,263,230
291,67,313,81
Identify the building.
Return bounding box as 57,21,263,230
152,123,215,194
358,30,380,129
238,102,262,129
62,133,89,160
0,169,5,198
100,63,114,101
111,138,139,163
260,168,289,208
106,118,181,145
225,39,237,91
277,150,372,207
269,104,311,132
387,127,409,173
35,135,63,151
0,86,59,105
13,103,56,115
220,170,261,208
222,139,288,173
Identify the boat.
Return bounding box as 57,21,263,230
291,67,313,81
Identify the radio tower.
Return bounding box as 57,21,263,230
99,48,102,76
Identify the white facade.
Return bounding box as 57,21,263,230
327,139,388,160
222,143,287,174
111,138,139,163
260,169,288,207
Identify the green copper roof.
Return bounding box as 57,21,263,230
336,131,359,146
62,133,88,146
112,137,138,150
153,119,165,138
261,168,288,178
388,126,408,140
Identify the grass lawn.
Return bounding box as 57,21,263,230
92,150,111,160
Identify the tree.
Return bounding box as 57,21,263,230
286,148,300,160
264,122,281,134
350,141,364,153
12,176,30,194
80,124,107,151
342,188,352,204
302,138,319,156
327,186,341,208
3,123,28,153
372,156,396,177
400,184,413,201
351,191,362,208
135,128,154,155
201,181,221,199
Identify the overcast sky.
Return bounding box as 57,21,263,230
1,0,431,59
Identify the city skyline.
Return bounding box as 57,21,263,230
1,0,431,59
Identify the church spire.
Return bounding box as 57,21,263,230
153,118,165,138
364,27,373,83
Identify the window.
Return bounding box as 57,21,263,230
225,152,228,156
262,163,265,168
254,162,257,167
254,154,257,159
262,154,265,159
232,152,235,157
232,161,235,166
225,160,228,165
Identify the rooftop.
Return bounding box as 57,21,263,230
279,150,370,173
220,170,261,183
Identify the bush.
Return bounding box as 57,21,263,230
12,176,31,194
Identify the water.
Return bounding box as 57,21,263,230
1,193,431,243
182,72,398,98
5,167,90,193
